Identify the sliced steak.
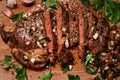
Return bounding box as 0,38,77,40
68,11,79,47
61,8,69,48
15,9,50,50
49,10,58,53
0,6,51,69
55,7,63,54
78,15,85,59
44,9,53,53
58,49,74,66
85,10,109,55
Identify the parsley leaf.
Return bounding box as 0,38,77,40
94,74,103,80
0,55,27,80
81,0,90,6
16,67,27,80
46,63,52,69
92,0,104,10
68,74,80,80
86,67,96,74
62,65,70,73
83,53,93,67
3,55,12,65
12,12,23,22
39,70,53,80
43,0,60,10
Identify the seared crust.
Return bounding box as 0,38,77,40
10,5,50,69
0,1,109,69
15,9,48,50
11,48,49,69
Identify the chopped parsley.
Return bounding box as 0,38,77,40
46,62,52,69
83,53,93,67
0,55,27,80
12,12,23,22
68,74,80,80
81,0,90,6
94,74,103,80
62,65,70,73
3,55,12,65
86,67,97,74
43,0,60,10
29,28,33,36
39,70,53,80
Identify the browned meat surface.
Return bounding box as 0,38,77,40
68,11,79,47
56,7,63,54
61,8,69,48
1,2,119,80
44,9,53,53
50,10,58,53
58,49,74,66
15,9,49,50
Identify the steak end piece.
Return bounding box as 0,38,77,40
11,48,49,69
58,49,74,67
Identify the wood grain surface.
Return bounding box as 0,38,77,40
0,0,119,80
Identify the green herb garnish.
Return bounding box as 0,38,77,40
16,67,27,80
81,0,90,6
92,0,104,10
94,74,103,80
43,0,60,10
3,55,12,65
68,74,80,80
62,65,70,73
0,55,27,80
46,63,52,69
29,28,33,36
82,0,120,24
39,70,53,80
83,53,93,67
12,12,23,22
86,67,96,74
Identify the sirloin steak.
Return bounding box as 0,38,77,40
0,0,109,69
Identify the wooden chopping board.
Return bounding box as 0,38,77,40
0,0,105,80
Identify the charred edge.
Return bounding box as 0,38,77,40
11,48,49,70
58,49,74,66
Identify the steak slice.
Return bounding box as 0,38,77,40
78,15,85,59
55,7,63,54
44,9,53,53
15,9,49,50
68,11,79,47
61,8,69,48
85,10,109,54
58,49,74,66
49,10,58,53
